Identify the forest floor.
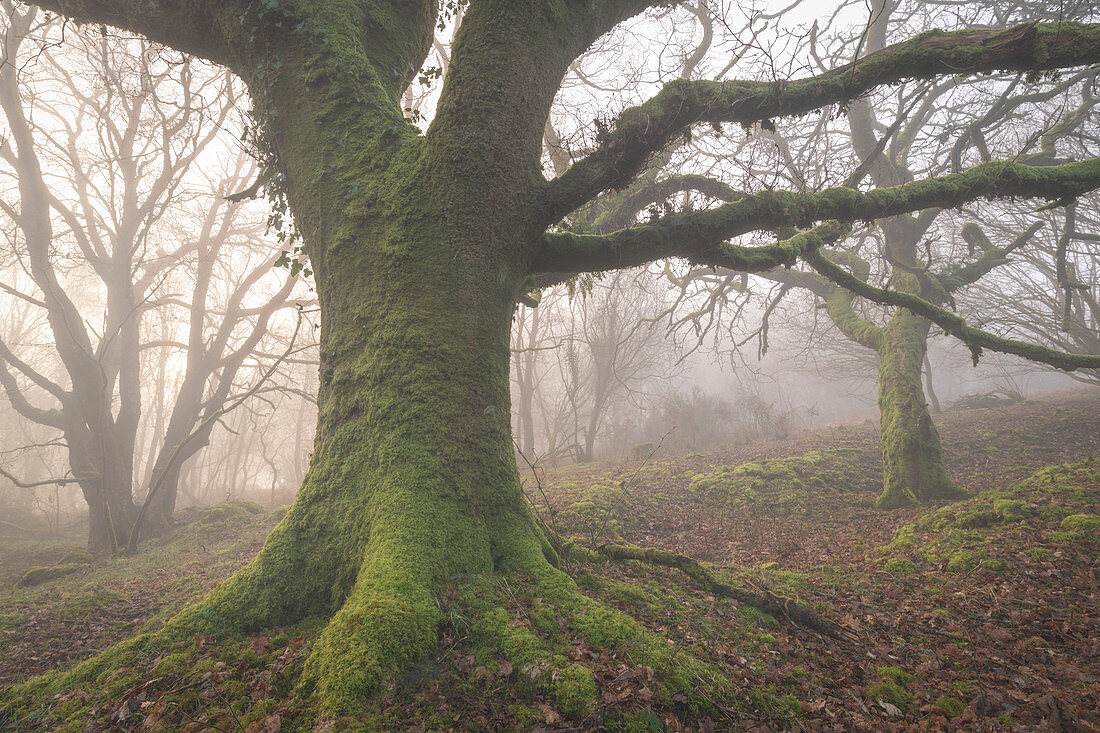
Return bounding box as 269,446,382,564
1,389,1098,732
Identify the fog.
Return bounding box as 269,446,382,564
0,0,1096,546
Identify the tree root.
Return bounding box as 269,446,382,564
599,543,859,642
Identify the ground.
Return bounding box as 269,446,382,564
1,390,1098,731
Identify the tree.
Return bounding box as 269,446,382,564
596,0,1100,508
0,8,302,551
9,0,1100,721
512,271,676,463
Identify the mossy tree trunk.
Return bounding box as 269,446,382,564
153,2,617,714
815,239,963,509
874,272,965,509
15,0,1100,720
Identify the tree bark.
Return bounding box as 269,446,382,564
10,1,1100,721
875,274,966,509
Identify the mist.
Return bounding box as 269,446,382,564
1,0,1098,729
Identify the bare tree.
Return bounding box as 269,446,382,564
0,8,303,551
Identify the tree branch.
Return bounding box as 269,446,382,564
804,248,1100,371
20,0,244,66
535,158,1100,277
0,464,78,489
0,361,66,429
541,20,1100,221
935,220,1045,294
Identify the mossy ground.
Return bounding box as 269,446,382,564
686,449,875,513
3,392,1099,730
0,506,279,690
879,459,1100,571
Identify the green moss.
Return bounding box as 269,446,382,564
993,499,1031,522
746,685,801,718
877,666,914,685
551,664,597,719
945,550,978,573
1027,547,1053,561
621,708,663,732
981,556,1007,572
1038,504,1073,522
197,500,263,525
151,651,193,676
1060,513,1100,533
738,605,780,630
608,581,660,610
688,449,873,512
883,557,914,575
953,509,997,529
15,564,85,588
864,680,912,710
883,527,917,551
934,695,965,716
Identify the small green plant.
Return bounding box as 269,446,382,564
884,558,914,575
935,695,965,717
945,550,978,573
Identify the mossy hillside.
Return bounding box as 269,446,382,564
0,506,284,703
879,460,1100,571
687,448,875,512
2,620,320,732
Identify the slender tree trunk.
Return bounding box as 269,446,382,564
923,352,941,414
875,285,966,508
515,306,539,457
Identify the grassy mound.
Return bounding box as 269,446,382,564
687,449,876,513
881,459,1100,571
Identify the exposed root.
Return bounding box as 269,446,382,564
600,543,859,642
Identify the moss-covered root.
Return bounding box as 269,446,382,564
472,532,732,722
876,303,968,509
298,567,439,718
600,543,857,642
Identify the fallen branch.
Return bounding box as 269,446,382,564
600,543,858,642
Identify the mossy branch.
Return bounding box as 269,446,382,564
600,543,858,642
19,0,245,65
542,20,1100,220
936,220,1045,293
759,235,885,350
804,249,1100,371
535,158,1100,277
